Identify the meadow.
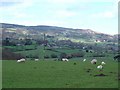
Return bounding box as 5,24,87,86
2,57,119,88
2,44,119,88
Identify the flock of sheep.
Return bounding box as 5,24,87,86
17,58,69,62
17,58,106,70
17,58,39,62
83,58,106,70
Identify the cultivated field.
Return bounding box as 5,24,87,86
2,58,119,88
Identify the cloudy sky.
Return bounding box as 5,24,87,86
0,0,118,35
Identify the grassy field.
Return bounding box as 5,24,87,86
2,58,119,88
13,46,85,59
3,45,115,59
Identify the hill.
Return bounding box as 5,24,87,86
1,23,118,43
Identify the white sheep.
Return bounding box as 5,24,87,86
101,61,106,65
17,59,21,62
35,59,39,61
97,65,103,69
62,58,69,61
83,59,86,62
17,58,25,63
91,59,97,64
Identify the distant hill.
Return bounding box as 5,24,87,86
1,23,118,43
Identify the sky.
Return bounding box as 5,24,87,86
0,0,119,35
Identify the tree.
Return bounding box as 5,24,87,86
51,54,58,58
86,50,89,52
3,38,10,46
25,39,32,45
59,53,67,60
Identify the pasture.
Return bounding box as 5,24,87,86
2,58,119,88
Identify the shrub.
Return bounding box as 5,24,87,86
44,55,50,59
71,52,85,58
2,48,23,60
51,54,58,58
114,54,120,62
66,54,72,59
60,53,67,58
92,53,106,57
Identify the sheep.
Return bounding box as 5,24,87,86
97,65,103,72
17,60,21,63
35,59,39,61
97,65,103,69
83,59,86,62
17,58,25,63
91,59,97,64
17,60,24,63
62,58,69,61
101,61,106,65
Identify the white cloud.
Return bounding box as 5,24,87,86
0,0,34,19
47,0,119,3
91,2,117,19
0,0,23,3
47,0,76,4
91,11,115,18
12,12,28,18
77,0,119,2
0,0,34,10
55,10,76,17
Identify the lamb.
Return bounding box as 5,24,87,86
62,58,69,61
91,59,97,64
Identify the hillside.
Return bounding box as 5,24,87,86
1,23,119,60
1,23,118,43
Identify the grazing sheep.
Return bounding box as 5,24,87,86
97,65,103,72
101,61,106,65
17,58,25,63
62,58,69,61
97,65,103,69
17,60,21,63
91,59,97,64
35,59,39,61
83,59,86,62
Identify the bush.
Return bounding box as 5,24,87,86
60,53,67,58
86,50,89,52
2,48,23,60
71,52,85,58
25,48,34,50
114,54,120,62
66,54,72,59
44,55,50,59
51,54,58,58
92,53,106,57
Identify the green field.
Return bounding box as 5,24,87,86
2,45,119,88
2,58,119,88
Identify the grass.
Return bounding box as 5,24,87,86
2,58,119,88
14,46,84,58
3,45,116,59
